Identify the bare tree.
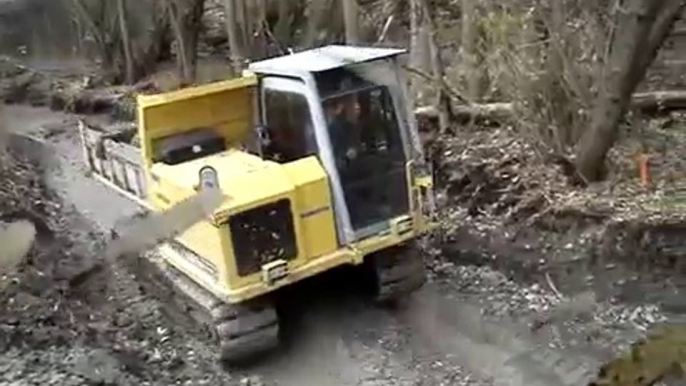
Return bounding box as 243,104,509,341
70,0,118,74
303,0,330,47
273,0,291,48
540,0,573,152
574,0,686,182
133,0,173,80
461,0,481,102
425,2,452,134
236,0,249,51
409,0,433,107
116,0,134,84
69,0,171,83
167,0,205,84
342,0,359,44
247,0,268,59
410,0,452,134
223,0,245,74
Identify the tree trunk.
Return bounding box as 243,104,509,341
303,0,329,47
630,1,686,92
116,0,135,84
409,0,431,101
132,0,172,80
574,0,678,182
169,0,205,84
184,0,205,82
73,12,83,55
249,0,268,59
168,2,189,82
461,0,480,102
71,0,107,64
235,0,250,53
409,0,420,66
224,0,245,74
417,0,451,134
545,0,571,151
342,0,359,44
274,0,292,49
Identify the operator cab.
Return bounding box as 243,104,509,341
248,45,422,245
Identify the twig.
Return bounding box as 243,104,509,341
403,64,469,104
261,20,287,56
377,15,394,43
545,272,563,299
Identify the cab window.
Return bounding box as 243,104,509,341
263,89,317,162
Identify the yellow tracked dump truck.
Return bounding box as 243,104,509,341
78,45,436,363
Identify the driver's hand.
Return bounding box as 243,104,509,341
346,148,358,159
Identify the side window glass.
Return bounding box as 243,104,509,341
263,89,317,163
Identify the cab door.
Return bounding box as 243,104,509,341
259,76,355,247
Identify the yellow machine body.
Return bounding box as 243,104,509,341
135,73,433,305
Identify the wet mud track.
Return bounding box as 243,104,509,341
1,105,680,386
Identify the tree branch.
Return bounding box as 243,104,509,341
403,64,469,104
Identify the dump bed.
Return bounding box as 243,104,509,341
136,75,258,170
78,75,259,208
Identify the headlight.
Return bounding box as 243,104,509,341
199,166,219,191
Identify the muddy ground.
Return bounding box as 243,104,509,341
1,104,685,386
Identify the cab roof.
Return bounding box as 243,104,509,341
248,45,406,76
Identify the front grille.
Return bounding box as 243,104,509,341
228,199,298,277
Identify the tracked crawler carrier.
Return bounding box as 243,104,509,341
78,45,436,363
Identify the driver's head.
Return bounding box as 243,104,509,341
325,95,361,123
341,95,360,122
325,100,345,120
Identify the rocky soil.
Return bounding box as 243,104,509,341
0,104,685,386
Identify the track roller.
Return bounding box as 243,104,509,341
371,241,427,303
126,243,280,365
212,302,279,363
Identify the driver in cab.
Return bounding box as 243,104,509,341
324,95,362,169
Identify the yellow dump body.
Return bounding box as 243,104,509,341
135,76,431,304
137,75,258,170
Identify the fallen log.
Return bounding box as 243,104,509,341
632,90,686,113
50,86,137,121
414,103,515,126
414,90,686,126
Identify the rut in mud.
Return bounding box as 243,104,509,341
1,105,685,386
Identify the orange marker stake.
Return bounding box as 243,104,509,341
638,153,650,187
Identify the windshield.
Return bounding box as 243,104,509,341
322,85,405,163
320,82,409,235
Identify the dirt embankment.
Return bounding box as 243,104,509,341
422,114,686,309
